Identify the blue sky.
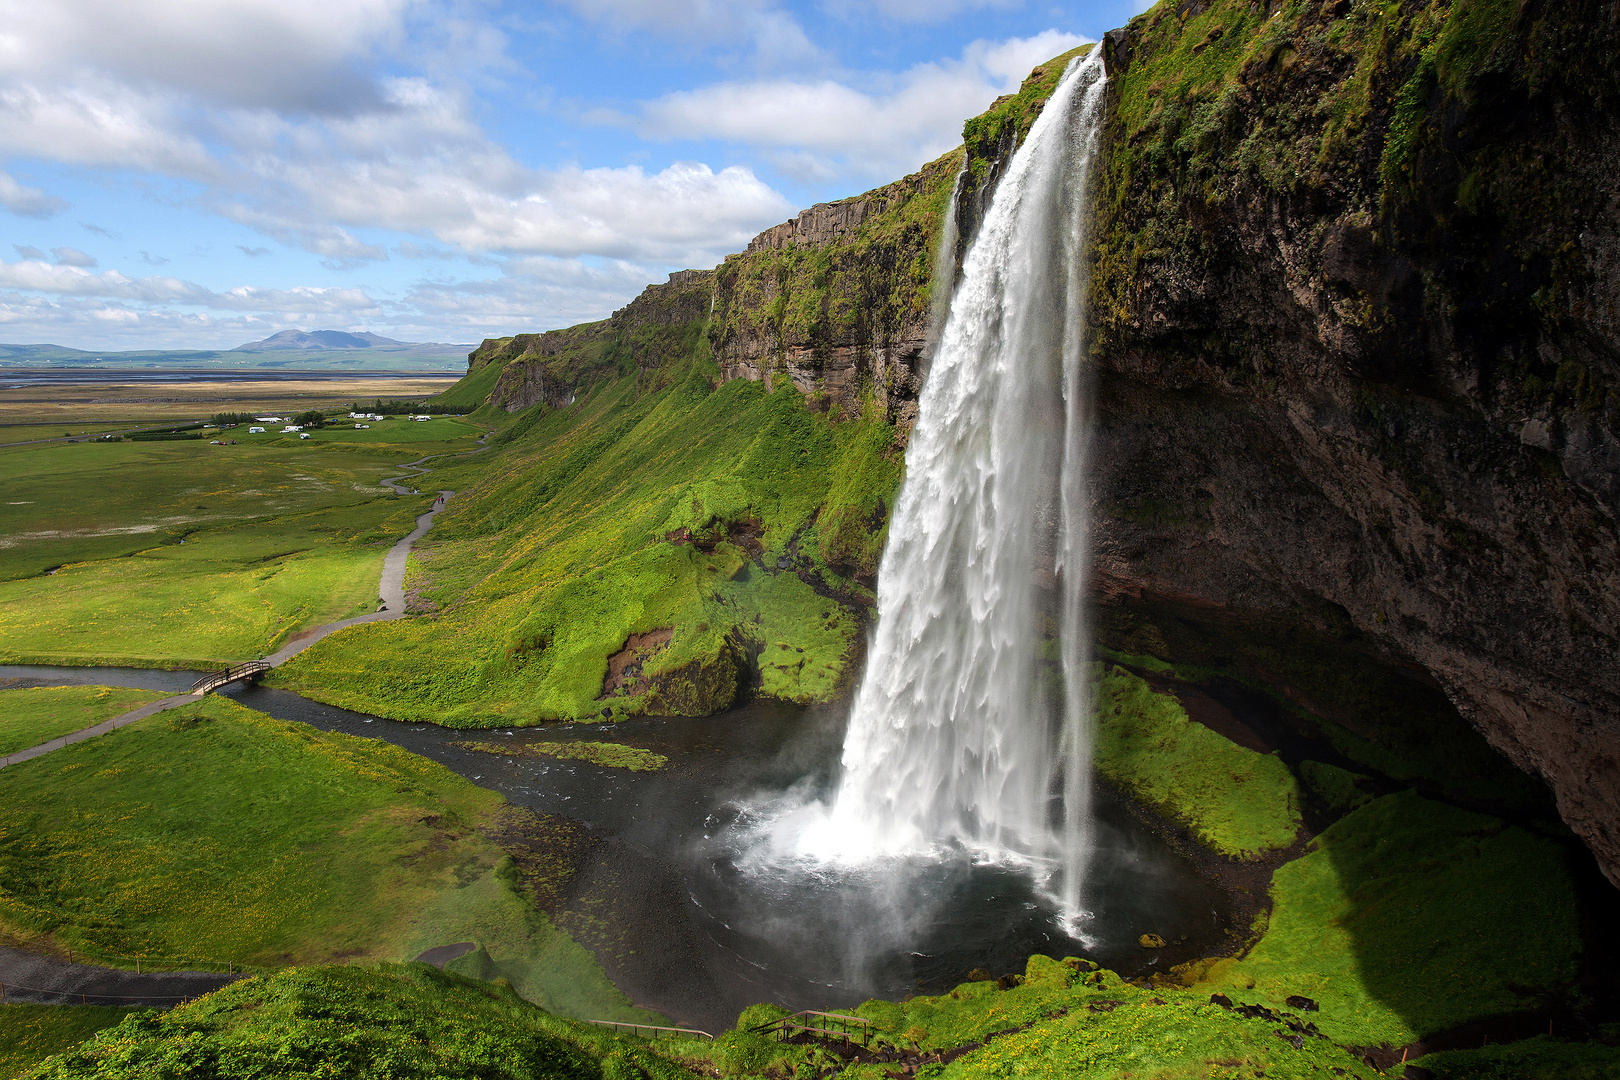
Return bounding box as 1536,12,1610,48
0,0,1148,350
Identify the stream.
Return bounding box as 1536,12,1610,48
1,664,1232,1027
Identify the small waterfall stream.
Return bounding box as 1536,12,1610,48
796,50,1109,927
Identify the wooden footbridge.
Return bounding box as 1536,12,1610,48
189,661,271,696
754,1010,873,1047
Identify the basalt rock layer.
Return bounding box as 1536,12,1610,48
458,52,1093,432
1089,0,1620,885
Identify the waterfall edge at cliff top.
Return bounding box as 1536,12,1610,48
733,48,1110,931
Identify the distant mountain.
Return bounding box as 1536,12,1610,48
235,329,410,351
0,333,477,373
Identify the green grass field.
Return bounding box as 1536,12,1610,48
452,739,668,771
0,686,169,756
0,694,648,1023
0,496,429,667
0,1004,150,1080
1192,790,1581,1046
0,414,488,665
1094,666,1301,859
271,416,481,446
0,423,144,445
0,436,438,582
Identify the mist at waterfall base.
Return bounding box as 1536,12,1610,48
716,51,1120,988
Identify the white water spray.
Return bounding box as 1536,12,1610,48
795,50,1108,927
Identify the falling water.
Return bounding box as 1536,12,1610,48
798,49,1109,927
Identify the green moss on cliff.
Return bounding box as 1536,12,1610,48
962,45,1093,186
1095,0,1618,417
711,150,960,392
1195,791,1580,1047
1095,665,1302,859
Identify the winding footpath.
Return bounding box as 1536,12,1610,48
1,435,489,770
0,439,489,1003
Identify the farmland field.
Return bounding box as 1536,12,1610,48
0,415,489,666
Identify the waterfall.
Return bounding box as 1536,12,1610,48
800,49,1108,926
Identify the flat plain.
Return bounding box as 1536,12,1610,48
0,416,485,666
0,372,458,426
0,685,169,756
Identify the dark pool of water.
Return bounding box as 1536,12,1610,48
3,665,1232,1025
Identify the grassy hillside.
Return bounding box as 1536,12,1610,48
0,1005,148,1080
16,965,699,1080
271,43,1115,727
273,352,902,724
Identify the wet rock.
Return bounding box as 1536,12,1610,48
1520,417,1562,451
1138,933,1166,948
1285,995,1319,1012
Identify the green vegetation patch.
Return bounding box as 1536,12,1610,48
1405,1036,1620,1079
0,495,428,668
0,436,426,581
962,44,1093,186
453,739,668,772
18,963,698,1080
1095,603,1548,813
1298,759,1374,816
1195,791,1580,1046
0,694,645,1022
0,1004,149,1080
709,957,1381,1080
1093,665,1301,858
0,685,169,756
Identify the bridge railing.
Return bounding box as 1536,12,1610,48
190,661,271,695
753,1010,873,1046
576,1019,715,1041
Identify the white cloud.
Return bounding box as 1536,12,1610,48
50,246,96,268
0,258,379,314
0,292,390,350
0,0,405,112
634,30,1090,180
0,170,67,217
400,257,664,333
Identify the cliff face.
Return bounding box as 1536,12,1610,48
438,3,1620,883
1088,0,1620,884
459,54,1094,429
477,270,717,412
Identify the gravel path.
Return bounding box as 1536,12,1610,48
0,946,243,1006
0,431,491,765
